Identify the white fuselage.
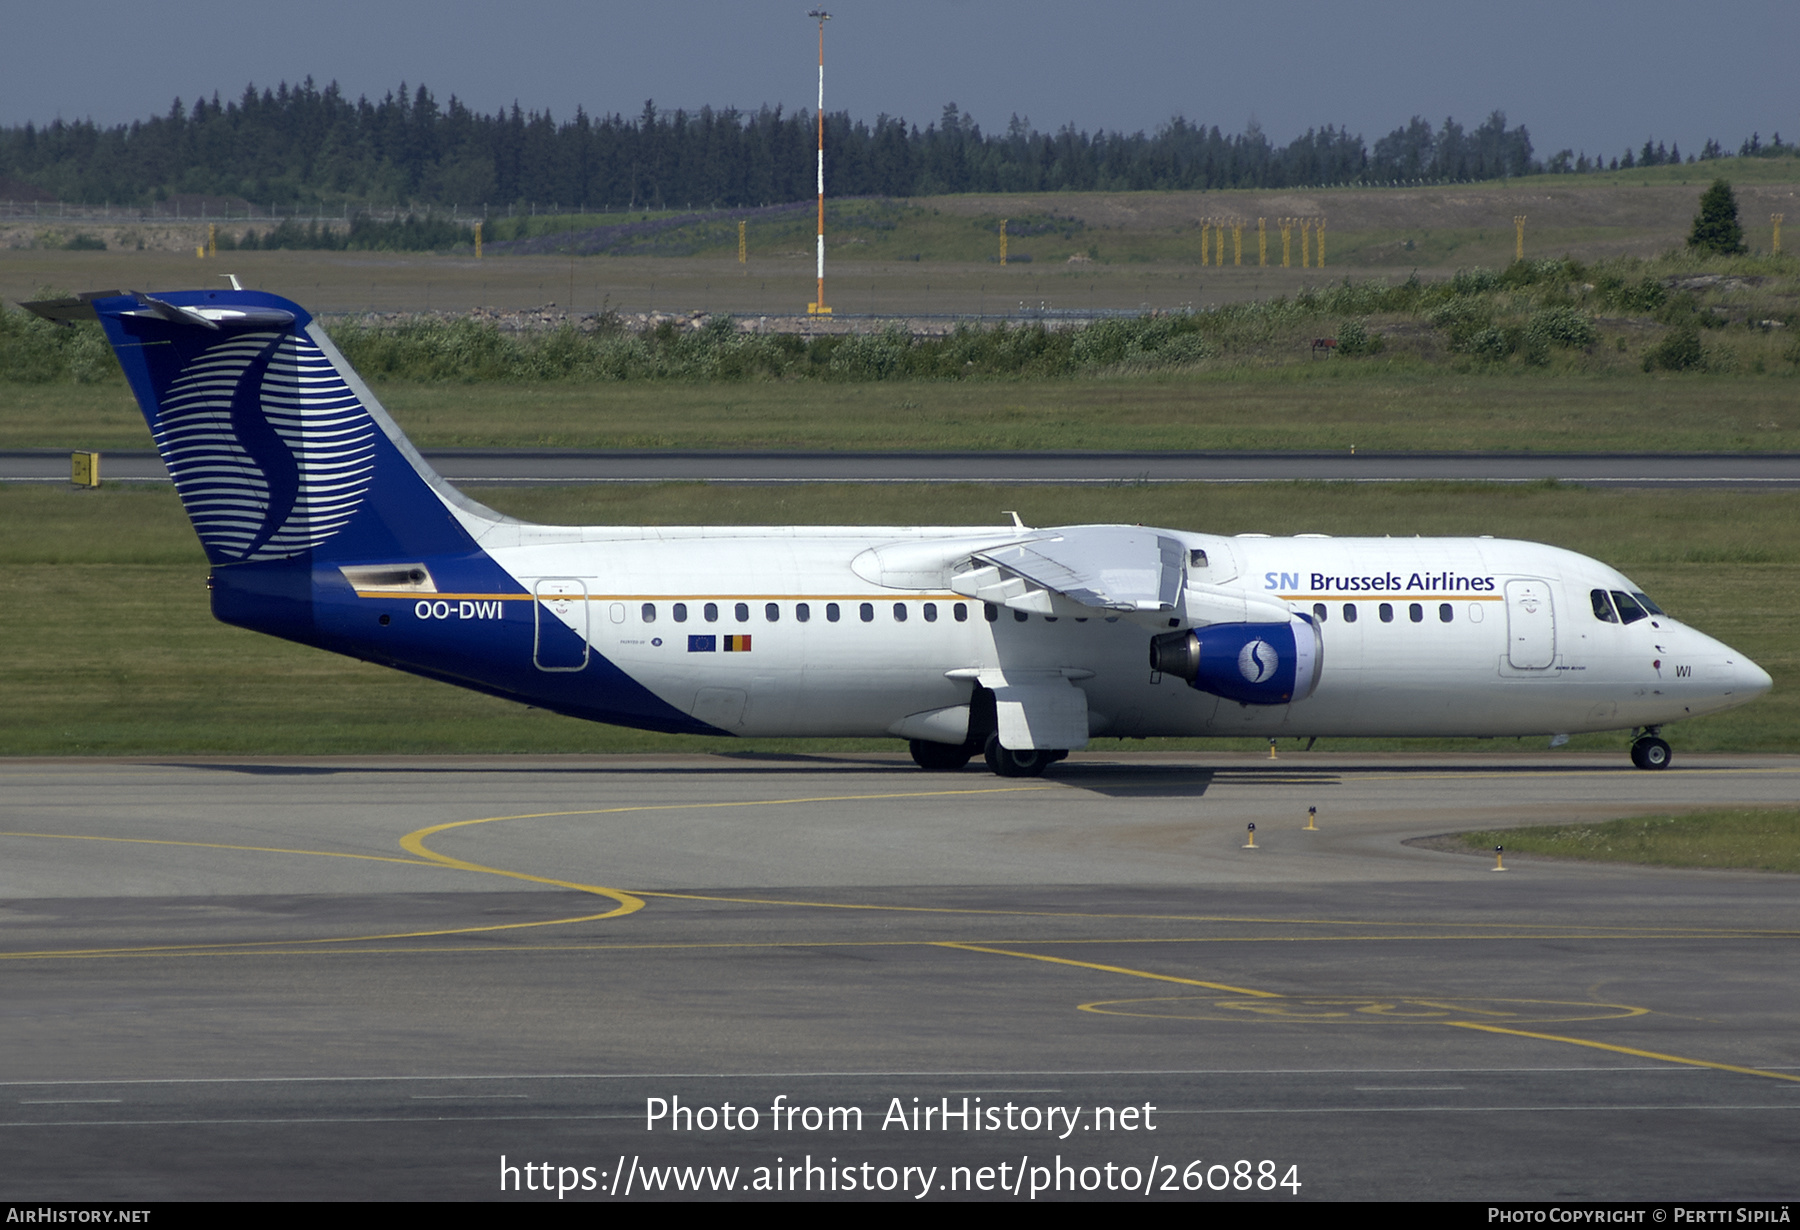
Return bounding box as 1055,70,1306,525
456,518,1768,744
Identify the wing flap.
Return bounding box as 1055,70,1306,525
958,526,1185,614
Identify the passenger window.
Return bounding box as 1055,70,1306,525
796,602,810,623
735,602,750,622
1379,603,1394,623
826,602,840,622
1013,610,1029,622
984,603,999,622
1343,603,1358,623
1408,603,1423,623
923,602,938,622
1312,602,1328,622
1591,589,1620,623
765,602,779,622
704,602,719,623
1439,603,1453,623
954,603,968,622
641,602,656,623
673,602,688,623
1611,591,1649,625
859,602,874,622
893,602,908,622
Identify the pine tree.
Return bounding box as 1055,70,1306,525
1688,178,1746,255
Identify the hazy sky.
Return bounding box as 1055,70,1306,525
4,1,1792,159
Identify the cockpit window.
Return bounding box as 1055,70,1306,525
1611,591,1649,625
1590,589,1619,623
1632,591,1665,616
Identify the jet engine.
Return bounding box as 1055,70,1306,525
1148,616,1323,705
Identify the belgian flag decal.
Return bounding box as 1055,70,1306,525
724,635,752,652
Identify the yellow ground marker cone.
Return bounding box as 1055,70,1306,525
1492,845,1507,872
1243,823,1258,850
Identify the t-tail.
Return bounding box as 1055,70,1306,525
29,287,712,734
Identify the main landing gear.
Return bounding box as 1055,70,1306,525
907,736,1070,776
909,738,975,772
1629,727,1672,771
906,686,1069,777
983,734,1068,778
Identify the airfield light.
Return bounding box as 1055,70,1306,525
1258,217,1267,266
1774,214,1784,254
807,9,833,315
474,221,482,260
1301,219,1312,269
1243,822,1258,849
1000,218,1008,266
1515,215,1527,262
1200,220,1210,266
1233,220,1244,265
1316,218,1326,267
1280,218,1293,268
1305,806,1317,831
739,219,747,264
1492,845,1507,872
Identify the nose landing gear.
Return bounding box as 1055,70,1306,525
1629,727,1672,770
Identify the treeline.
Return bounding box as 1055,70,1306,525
0,79,1558,208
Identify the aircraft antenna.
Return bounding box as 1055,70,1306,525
807,10,832,315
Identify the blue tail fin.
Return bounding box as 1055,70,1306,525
80,288,501,564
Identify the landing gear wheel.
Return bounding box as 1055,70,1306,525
909,738,973,771
1630,736,1672,770
983,734,1061,778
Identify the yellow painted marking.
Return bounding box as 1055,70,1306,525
632,895,1798,938
395,785,1054,923
0,831,433,868
936,941,1281,998
1278,593,1504,602
0,909,634,961
1448,1022,1800,1084
1080,994,1649,1025
360,592,966,603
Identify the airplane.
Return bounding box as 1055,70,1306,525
26,287,1772,775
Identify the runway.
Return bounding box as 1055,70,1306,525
10,448,1800,488
3,752,1797,1201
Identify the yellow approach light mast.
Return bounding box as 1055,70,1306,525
808,9,833,314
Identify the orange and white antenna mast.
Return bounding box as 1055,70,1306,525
808,9,832,314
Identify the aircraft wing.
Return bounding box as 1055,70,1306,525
951,526,1185,615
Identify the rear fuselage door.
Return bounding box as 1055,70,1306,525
534,578,590,671
1504,578,1556,669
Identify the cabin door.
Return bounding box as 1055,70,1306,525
1504,579,1556,669
533,578,590,671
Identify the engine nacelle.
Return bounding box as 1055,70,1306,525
1149,617,1323,705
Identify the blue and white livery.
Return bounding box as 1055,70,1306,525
32,287,1772,775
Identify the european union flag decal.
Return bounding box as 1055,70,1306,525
687,635,717,652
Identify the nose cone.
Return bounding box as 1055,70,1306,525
1737,655,1774,698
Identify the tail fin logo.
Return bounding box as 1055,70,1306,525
156,329,378,562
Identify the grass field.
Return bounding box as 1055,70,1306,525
1452,809,1800,873
8,364,1798,454
6,168,1796,314
2,480,1792,756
